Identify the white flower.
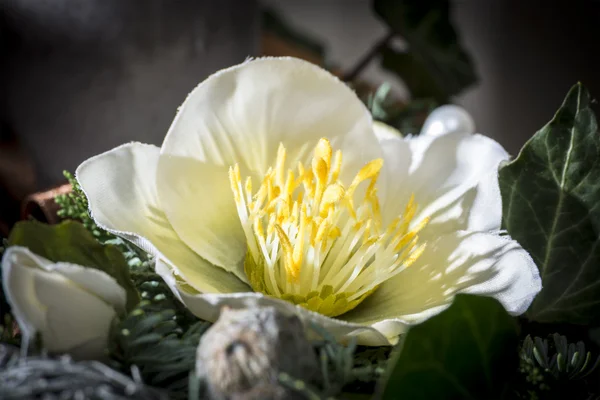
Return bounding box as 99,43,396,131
76,57,541,346
1,246,126,358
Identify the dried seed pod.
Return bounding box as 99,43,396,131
196,306,318,400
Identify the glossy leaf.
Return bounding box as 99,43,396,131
379,295,518,400
373,0,477,102
499,83,600,325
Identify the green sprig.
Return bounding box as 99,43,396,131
55,171,154,272
515,334,600,399
521,334,600,381
109,300,210,400
310,323,389,398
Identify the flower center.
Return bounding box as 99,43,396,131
229,138,428,317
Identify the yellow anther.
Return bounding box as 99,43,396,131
284,170,296,196
275,225,298,282
228,165,241,202
412,216,430,235
403,244,427,268
321,183,345,207
312,157,329,188
267,213,277,236
287,201,296,221
276,143,287,185
267,174,279,203
330,150,343,183
314,138,333,169
314,215,332,245
362,220,373,242
329,226,341,240
296,191,304,206
349,159,383,192
293,206,307,268
253,218,265,241
244,176,253,200
297,161,306,179
394,230,417,252
302,168,315,197
230,138,429,317
404,194,417,222
385,216,402,236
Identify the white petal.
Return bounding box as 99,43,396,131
340,231,541,338
155,158,249,281
373,120,403,140
49,263,127,315
374,124,413,225
76,143,249,294
381,131,509,235
420,105,475,137
1,247,119,359
156,57,382,275
155,259,394,346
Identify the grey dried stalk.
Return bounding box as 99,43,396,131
0,344,167,399
196,307,319,400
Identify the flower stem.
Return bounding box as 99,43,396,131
342,30,396,82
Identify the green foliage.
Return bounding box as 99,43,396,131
521,334,600,380
49,171,392,398
310,324,389,398
109,300,210,400
514,334,600,399
378,295,519,400
11,81,600,400
55,171,114,243
56,171,154,273
106,254,204,399
7,220,139,311
373,0,477,102
499,83,600,325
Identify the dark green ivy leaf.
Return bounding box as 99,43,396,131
7,220,139,311
499,83,600,325
378,295,518,400
373,0,477,102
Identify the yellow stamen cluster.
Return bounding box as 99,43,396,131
229,138,428,317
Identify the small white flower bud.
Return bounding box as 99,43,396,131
1,246,126,359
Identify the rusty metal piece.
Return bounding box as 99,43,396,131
20,184,72,224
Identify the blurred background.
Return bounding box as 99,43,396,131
1,0,600,236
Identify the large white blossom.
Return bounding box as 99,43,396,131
1,246,126,358
76,57,541,345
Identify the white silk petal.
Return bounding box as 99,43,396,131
420,105,476,137
373,120,403,140
1,247,125,359
76,143,249,293
380,129,509,235
374,124,413,225
51,263,127,315
156,57,382,275
155,259,395,346
340,231,542,337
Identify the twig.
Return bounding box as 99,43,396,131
342,30,395,82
